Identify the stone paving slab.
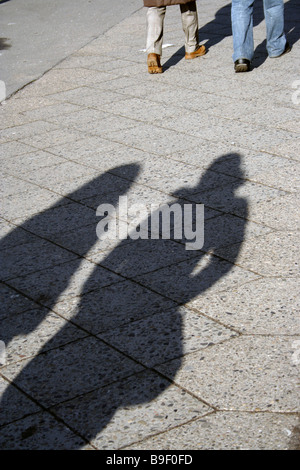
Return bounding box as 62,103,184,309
125,411,300,450
0,219,40,251
98,306,238,368
3,186,72,222
0,284,39,321
136,256,259,304
0,150,67,178
188,277,300,335
0,0,299,450
217,231,299,276
51,370,211,450
1,336,144,408
0,122,61,146
7,258,122,308
0,376,40,427
0,410,89,450
156,335,300,412
52,279,178,334
0,308,87,365
1,237,79,280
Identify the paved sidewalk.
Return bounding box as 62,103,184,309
0,0,142,99
0,0,299,450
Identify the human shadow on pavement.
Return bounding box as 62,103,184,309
0,154,248,449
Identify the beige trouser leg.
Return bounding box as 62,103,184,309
180,2,199,53
146,2,199,56
146,7,166,55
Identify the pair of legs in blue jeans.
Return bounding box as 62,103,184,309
231,0,288,62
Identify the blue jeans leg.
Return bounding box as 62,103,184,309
231,0,255,62
231,0,287,62
264,0,286,57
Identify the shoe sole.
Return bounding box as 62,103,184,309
235,64,250,73
147,58,163,74
148,66,163,74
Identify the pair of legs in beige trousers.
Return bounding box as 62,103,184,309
146,1,205,73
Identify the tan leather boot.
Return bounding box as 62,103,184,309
185,45,206,60
147,53,163,74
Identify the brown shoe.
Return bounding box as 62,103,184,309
147,53,163,74
185,45,206,60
